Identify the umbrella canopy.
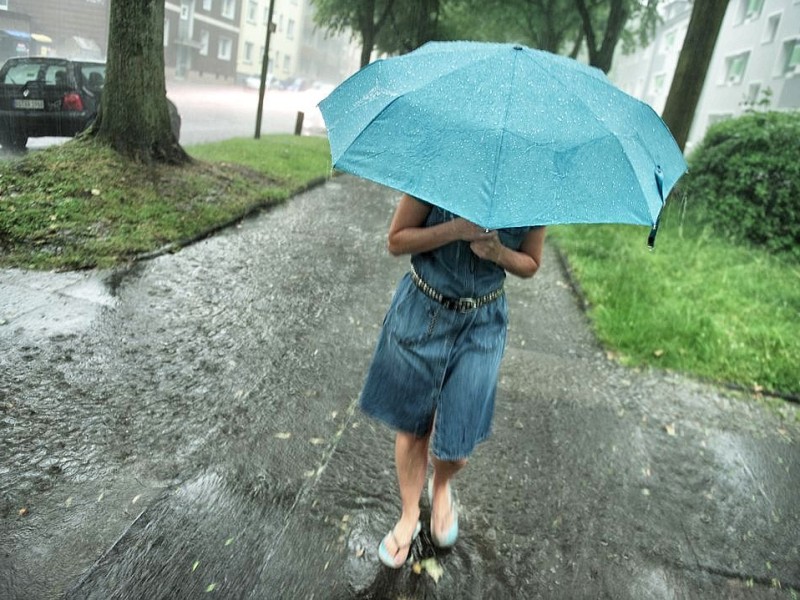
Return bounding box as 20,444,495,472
319,41,687,239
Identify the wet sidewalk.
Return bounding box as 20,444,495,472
1,176,798,599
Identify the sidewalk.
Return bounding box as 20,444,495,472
1,176,798,599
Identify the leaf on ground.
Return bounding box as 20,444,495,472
274,432,291,440
132,494,142,504
356,547,365,558
65,496,73,508
309,438,325,445
653,349,664,358
419,558,444,583
18,507,28,517
225,537,234,546
664,423,676,436
192,560,200,572
97,492,104,502
206,582,217,592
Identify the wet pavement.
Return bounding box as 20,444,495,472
1,176,798,599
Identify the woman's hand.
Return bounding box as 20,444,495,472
451,218,492,242
469,230,503,263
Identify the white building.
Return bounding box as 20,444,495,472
610,0,800,152
236,0,359,87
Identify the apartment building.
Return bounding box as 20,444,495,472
1,0,107,62
610,0,800,152
235,0,359,87
164,0,242,80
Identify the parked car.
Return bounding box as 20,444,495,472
0,57,180,151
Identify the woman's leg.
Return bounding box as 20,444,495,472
430,455,466,541
381,431,429,563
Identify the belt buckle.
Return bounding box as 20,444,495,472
457,297,477,312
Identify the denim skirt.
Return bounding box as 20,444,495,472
359,273,508,460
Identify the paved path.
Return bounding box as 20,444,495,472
1,176,798,599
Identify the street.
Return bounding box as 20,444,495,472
21,79,329,152
1,176,798,599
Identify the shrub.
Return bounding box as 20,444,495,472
680,110,800,260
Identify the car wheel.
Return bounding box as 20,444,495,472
0,132,28,151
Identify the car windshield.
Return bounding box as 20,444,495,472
1,60,72,86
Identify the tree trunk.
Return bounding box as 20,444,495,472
662,0,730,152
92,0,188,164
575,0,630,73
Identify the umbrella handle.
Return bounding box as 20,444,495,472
647,167,666,250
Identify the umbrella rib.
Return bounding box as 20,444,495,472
487,49,520,227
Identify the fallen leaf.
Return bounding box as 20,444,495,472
225,537,234,546
274,432,291,440
309,438,325,445
653,349,664,358
420,558,444,583
303,470,315,478
65,496,73,508
18,507,28,517
412,562,423,575
206,583,217,592
664,423,676,436
91,188,101,196
97,493,104,502
132,494,142,504
192,560,200,572
356,547,365,558
641,488,650,496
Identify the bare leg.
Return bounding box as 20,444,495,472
381,431,429,563
430,455,466,541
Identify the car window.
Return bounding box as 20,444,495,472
44,65,70,87
2,63,43,85
79,65,106,90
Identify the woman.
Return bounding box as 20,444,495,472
360,192,546,568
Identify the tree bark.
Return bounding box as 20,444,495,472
574,0,630,73
662,0,730,152
92,0,188,164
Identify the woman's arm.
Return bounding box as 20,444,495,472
470,226,546,279
387,194,488,256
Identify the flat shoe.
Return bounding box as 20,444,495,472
378,520,421,568
428,478,458,548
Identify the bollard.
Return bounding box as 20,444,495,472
294,111,305,136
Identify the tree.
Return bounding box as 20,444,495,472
90,0,188,164
311,0,398,67
661,0,729,151
377,0,443,55
574,0,659,73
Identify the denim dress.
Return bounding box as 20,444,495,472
359,204,531,460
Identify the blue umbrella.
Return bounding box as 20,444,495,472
319,41,687,244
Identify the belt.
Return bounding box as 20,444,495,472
410,266,504,312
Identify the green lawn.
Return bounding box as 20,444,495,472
549,203,800,398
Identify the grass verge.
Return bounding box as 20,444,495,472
549,202,800,400
0,135,331,270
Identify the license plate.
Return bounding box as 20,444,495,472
13,98,45,110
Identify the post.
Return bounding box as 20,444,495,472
254,0,277,139
294,111,304,136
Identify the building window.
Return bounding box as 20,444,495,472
202,0,212,9
780,39,800,77
278,14,284,32
218,37,232,60
163,19,169,46
724,51,750,85
283,55,290,71
652,73,666,94
743,82,761,106
244,42,254,64
263,7,270,24
763,13,781,44
180,5,190,20
222,0,235,19
737,0,764,24
287,19,295,40
199,30,210,56
662,29,677,53
0,0,8,10
247,1,258,23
